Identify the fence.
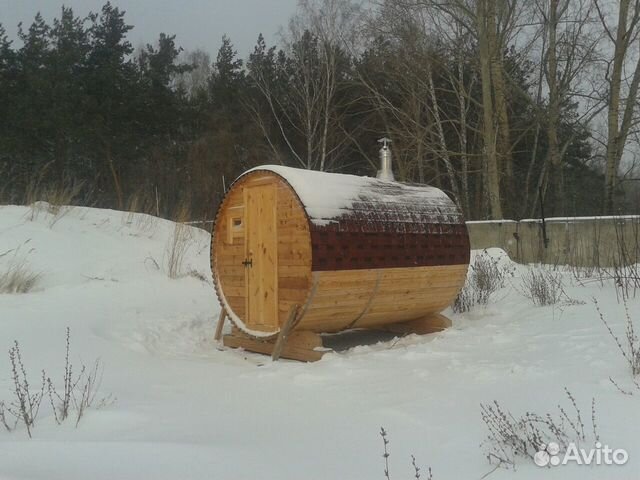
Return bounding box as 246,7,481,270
467,216,640,267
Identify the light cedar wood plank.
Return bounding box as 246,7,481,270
214,308,227,341
271,304,299,361
382,313,452,334
223,333,325,362
217,265,247,276
245,181,279,330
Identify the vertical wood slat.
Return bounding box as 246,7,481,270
214,308,227,341
245,182,279,330
271,304,299,361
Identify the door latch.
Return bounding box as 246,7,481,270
242,258,253,268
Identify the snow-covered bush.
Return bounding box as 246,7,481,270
1,328,112,437
453,250,512,313
595,299,640,379
379,427,433,480
519,267,570,306
481,389,599,469
0,341,45,437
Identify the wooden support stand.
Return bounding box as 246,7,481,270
214,308,227,341
220,311,452,363
382,313,452,335
223,328,326,362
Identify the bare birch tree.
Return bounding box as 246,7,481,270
529,0,603,215
595,0,640,213
357,3,465,200
246,0,361,171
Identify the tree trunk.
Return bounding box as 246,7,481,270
457,51,471,217
477,0,503,219
546,0,564,215
106,142,124,210
426,59,461,205
603,0,630,213
487,0,513,210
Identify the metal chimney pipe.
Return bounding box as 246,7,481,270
377,137,394,181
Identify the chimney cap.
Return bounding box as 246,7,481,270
377,137,392,148
376,137,394,181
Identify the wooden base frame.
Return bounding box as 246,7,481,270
223,328,326,362
220,312,453,362
380,313,452,335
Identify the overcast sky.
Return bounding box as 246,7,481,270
0,0,299,57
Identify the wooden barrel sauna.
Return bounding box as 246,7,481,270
210,165,470,353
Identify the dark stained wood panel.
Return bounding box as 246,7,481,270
310,225,470,271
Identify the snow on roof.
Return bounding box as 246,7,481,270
244,165,462,227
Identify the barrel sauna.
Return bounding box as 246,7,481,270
211,164,470,360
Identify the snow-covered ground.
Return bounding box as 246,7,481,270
0,204,638,480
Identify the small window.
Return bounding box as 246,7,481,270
227,213,244,244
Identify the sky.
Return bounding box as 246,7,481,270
0,0,299,57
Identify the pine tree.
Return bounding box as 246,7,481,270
48,7,91,179
14,13,53,185
209,35,244,110
85,2,135,208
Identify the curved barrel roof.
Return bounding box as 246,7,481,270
244,165,464,232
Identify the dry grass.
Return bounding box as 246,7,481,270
0,248,39,294
379,427,433,480
122,189,159,232
595,298,640,379
165,202,194,279
25,176,85,227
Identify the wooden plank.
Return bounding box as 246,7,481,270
220,285,245,297
365,302,451,316
226,305,245,317
214,308,227,341
217,265,247,276
277,248,311,259
381,313,452,335
277,234,311,245
276,257,310,267
223,330,326,362
288,263,467,332
245,181,279,331
310,265,467,280
311,289,378,301
272,304,299,361
216,245,246,257
244,175,275,186
279,265,310,277
300,308,364,322
218,277,244,288
274,175,311,329
279,287,312,300
216,254,246,264
303,299,370,311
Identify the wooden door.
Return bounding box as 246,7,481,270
244,182,279,330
